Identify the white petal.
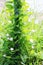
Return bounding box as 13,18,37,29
9,37,13,41
3,54,6,57
10,48,14,51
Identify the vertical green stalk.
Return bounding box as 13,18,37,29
13,0,22,64
13,0,29,64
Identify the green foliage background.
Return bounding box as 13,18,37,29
0,0,43,65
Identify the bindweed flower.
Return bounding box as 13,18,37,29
10,48,14,51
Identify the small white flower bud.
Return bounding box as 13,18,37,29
6,33,9,36
10,48,14,51
3,54,6,57
9,37,13,41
